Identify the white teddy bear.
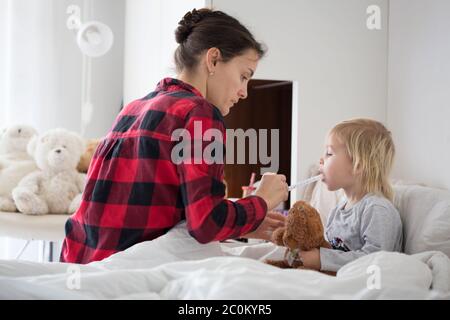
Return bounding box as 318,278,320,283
12,128,86,215
0,125,38,212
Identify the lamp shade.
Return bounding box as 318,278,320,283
76,21,114,57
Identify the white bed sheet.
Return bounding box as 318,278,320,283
0,222,449,300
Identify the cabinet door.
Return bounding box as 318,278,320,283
224,79,292,207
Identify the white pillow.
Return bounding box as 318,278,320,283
393,184,450,258
337,251,432,292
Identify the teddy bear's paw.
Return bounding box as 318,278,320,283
271,227,286,245
264,259,291,269
12,189,48,215
0,196,17,212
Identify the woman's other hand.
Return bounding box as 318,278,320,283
243,211,286,241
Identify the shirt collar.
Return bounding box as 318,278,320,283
156,77,204,98
339,193,373,212
155,77,225,123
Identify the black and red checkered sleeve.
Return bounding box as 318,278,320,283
177,101,268,243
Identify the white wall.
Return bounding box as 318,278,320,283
387,0,450,190
212,0,389,200
83,0,125,138
123,0,206,104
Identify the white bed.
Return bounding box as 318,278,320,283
0,222,449,300
1,183,450,300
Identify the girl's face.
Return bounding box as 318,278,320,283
206,49,259,116
319,134,356,192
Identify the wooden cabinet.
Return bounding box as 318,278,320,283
224,79,292,207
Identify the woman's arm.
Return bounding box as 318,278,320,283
177,101,269,243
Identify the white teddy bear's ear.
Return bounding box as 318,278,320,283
27,135,38,157
0,128,6,153
0,127,6,140
74,134,85,157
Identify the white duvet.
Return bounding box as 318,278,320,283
1,222,449,300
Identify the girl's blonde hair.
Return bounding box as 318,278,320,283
329,118,395,201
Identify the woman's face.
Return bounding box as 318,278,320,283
206,49,259,116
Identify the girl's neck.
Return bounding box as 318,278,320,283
343,184,366,209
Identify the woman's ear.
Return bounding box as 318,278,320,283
205,47,221,73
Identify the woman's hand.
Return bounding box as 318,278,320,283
243,211,286,241
254,173,289,211
299,248,321,270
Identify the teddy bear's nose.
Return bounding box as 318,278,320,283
55,149,62,154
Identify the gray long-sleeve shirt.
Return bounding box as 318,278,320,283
320,193,403,272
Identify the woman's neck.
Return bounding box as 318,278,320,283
177,70,207,98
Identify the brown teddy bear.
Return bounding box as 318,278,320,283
265,200,333,271
77,138,101,173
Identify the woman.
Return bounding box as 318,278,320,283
60,8,288,264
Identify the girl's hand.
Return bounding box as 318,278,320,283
299,248,321,270
243,211,286,241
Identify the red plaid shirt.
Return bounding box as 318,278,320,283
60,78,267,264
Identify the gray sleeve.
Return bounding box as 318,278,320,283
320,204,402,272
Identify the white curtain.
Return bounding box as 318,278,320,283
1,0,76,132
0,0,124,138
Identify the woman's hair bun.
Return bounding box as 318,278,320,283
174,8,265,73
175,8,210,44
